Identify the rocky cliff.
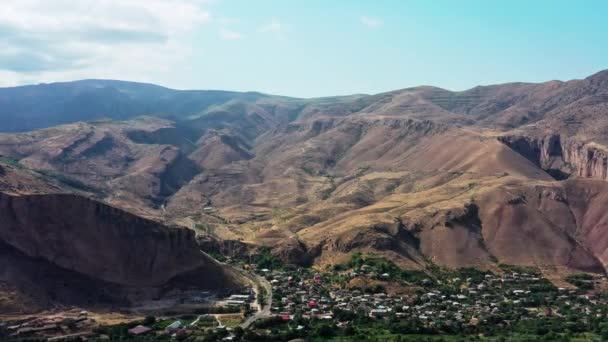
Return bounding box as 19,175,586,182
0,186,241,310
498,134,608,181
1,192,210,286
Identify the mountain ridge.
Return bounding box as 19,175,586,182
2,69,607,132
2,69,608,281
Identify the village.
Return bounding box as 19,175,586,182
246,256,608,333
4,251,608,341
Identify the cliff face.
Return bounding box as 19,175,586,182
0,192,223,287
0,190,241,309
498,134,608,181
0,162,241,312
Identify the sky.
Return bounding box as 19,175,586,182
1,0,607,98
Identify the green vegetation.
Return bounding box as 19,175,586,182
257,285,267,307
200,306,242,314
196,316,218,327
498,263,541,276
92,318,163,341
566,273,595,290
334,252,430,285
86,251,608,342
206,249,227,262
90,314,606,342
251,247,284,270
0,156,21,167
221,316,606,341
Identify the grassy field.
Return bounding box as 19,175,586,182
216,313,243,328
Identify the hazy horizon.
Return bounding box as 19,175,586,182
1,0,607,97
4,68,608,100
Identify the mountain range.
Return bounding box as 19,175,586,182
2,70,608,311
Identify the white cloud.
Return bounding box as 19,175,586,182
0,70,23,87
259,19,282,33
258,18,286,40
0,0,211,85
215,16,240,26
360,16,383,28
219,28,243,40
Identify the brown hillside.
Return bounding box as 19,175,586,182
1,70,608,276
0,163,242,313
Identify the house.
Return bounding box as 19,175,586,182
228,294,252,301
165,320,182,332
128,325,152,336
369,309,389,318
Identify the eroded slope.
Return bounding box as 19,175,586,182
0,163,242,313
2,71,608,276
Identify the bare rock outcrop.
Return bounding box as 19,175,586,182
0,189,242,311
499,134,608,180
0,192,237,287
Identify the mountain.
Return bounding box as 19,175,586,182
0,79,269,132
0,161,242,313
2,70,608,280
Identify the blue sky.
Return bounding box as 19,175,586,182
1,0,607,97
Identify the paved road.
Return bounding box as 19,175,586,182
200,250,274,329
240,273,273,329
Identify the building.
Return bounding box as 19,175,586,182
165,320,182,332
128,325,152,336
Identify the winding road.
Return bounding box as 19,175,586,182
200,250,274,329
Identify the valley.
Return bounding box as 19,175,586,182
3,72,608,274
2,71,608,340
2,0,607,340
